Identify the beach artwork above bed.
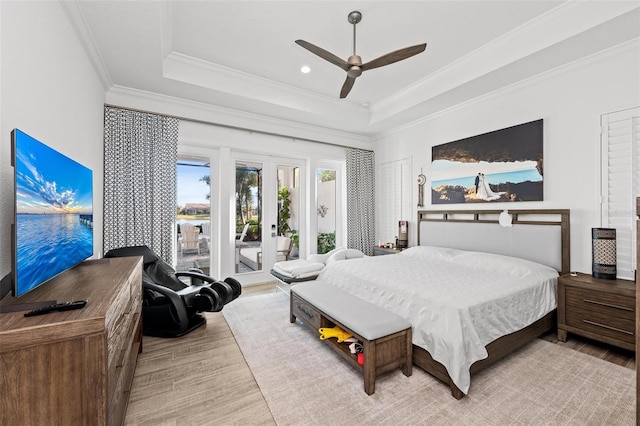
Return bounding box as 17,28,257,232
431,119,543,204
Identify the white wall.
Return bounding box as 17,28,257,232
374,41,640,274
0,1,105,292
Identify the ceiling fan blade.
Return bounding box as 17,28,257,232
361,43,427,71
295,40,349,71
340,75,357,99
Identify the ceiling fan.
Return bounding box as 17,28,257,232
295,10,427,99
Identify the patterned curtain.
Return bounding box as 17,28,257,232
345,148,375,255
103,106,179,263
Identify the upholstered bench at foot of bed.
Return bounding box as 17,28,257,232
290,281,412,395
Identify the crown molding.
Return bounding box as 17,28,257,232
370,1,640,125
60,0,112,90
159,1,173,60
373,38,640,141
162,51,365,114
106,85,373,149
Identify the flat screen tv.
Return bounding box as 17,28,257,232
12,129,93,297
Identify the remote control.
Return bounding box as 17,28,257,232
24,300,87,317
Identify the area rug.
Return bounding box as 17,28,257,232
223,292,635,425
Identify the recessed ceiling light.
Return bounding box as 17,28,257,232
300,65,311,74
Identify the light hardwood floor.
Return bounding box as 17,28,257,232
540,330,635,370
124,282,634,425
124,283,279,426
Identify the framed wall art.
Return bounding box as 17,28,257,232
431,119,543,204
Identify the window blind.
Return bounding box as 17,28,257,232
601,106,640,280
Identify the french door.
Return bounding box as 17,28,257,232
231,153,305,285
175,156,212,274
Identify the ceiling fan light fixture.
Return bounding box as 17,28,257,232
295,10,427,99
347,66,362,78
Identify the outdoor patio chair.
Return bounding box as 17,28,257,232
201,222,211,250
180,225,200,254
236,223,250,241
201,222,211,237
239,236,292,271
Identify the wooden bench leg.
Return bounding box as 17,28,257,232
363,340,376,395
289,297,296,323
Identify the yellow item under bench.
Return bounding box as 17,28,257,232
318,326,352,342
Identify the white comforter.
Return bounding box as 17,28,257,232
316,246,558,394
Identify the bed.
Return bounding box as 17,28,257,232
315,209,570,398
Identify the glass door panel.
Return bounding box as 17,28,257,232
176,157,211,273
231,154,305,284
277,164,300,261
235,161,263,273
316,168,336,254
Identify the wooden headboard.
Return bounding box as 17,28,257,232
417,209,570,275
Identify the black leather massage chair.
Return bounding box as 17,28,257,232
104,245,241,338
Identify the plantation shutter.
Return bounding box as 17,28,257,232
377,158,411,244
601,106,640,280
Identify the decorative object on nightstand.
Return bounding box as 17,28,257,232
397,220,408,248
591,227,617,279
557,272,635,351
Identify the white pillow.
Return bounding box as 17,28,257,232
306,253,328,263
307,247,346,264
456,251,558,279
344,249,364,259
325,249,347,264
400,245,463,262
325,248,366,264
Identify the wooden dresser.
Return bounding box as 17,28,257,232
557,272,635,351
0,256,143,426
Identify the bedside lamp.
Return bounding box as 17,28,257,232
592,228,616,279
397,220,408,248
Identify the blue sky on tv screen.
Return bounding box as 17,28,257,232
14,129,92,214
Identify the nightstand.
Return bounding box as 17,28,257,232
372,246,403,256
557,273,635,351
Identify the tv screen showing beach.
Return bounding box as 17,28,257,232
13,129,93,297
431,119,543,204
